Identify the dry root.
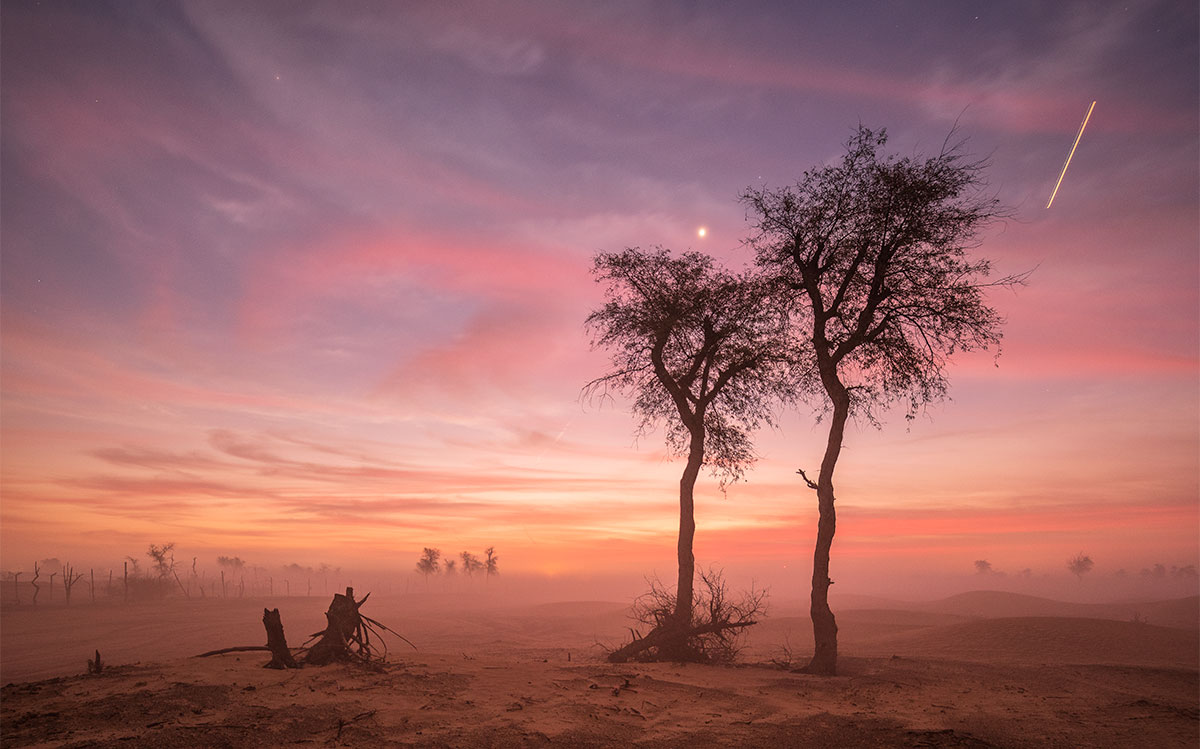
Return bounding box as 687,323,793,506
607,568,766,664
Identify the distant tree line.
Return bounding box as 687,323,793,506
415,547,499,585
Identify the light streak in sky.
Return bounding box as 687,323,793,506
1046,101,1095,209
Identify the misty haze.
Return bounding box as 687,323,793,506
2,1,1197,747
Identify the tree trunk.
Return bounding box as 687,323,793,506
305,587,365,665
806,373,849,676
674,431,704,627
262,608,298,669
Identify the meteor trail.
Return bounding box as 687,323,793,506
1046,101,1095,209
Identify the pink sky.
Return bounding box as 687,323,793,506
2,1,1196,595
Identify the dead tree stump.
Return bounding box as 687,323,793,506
263,608,298,669
304,587,366,665
196,587,412,666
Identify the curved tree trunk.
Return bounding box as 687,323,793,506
674,429,705,626
807,375,849,675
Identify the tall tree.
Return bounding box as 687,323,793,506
585,248,794,654
741,126,1022,675
484,547,499,578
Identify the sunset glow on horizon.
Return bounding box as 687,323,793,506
2,1,1196,594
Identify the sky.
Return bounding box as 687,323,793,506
2,0,1197,596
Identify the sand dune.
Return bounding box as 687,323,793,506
860,616,1198,668
914,591,1200,629
3,593,1197,747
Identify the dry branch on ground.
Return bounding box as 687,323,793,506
608,569,766,664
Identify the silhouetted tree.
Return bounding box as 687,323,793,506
443,558,458,576
1141,563,1167,580
485,547,499,578
741,126,1022,675
1067,552,1094,580
460,551,483,576
217,555,245,599
148,543,176,581
416,548,440,586
1171,565,1198,580
586,248,794,659
974,560,992,574
61,563,84,604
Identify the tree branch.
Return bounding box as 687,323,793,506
796,468,819,491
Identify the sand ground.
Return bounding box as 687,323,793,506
2,593,1197,747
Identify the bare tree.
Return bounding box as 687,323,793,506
1067,552,1094,580
484,547,499,578
443,558,457,576
61,563,84,604
741,126,1023,675
586,248,794,660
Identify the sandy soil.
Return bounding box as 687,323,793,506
2,592,1197,747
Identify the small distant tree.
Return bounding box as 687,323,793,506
485,547,499,578
416,548,441,586
974,560,992,575
216,555,244,571
217,555,245,598
1141,563,1167,579
1171,565,1198,581
741,126,1023,674
1067,553,1094,581
148,543,176,580
443,558,457,576
61,563,84,605
460,551,483,577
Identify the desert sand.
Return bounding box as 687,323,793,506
2,591,1197,747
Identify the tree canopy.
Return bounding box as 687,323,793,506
742,126,1021,424
585,247,796,486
